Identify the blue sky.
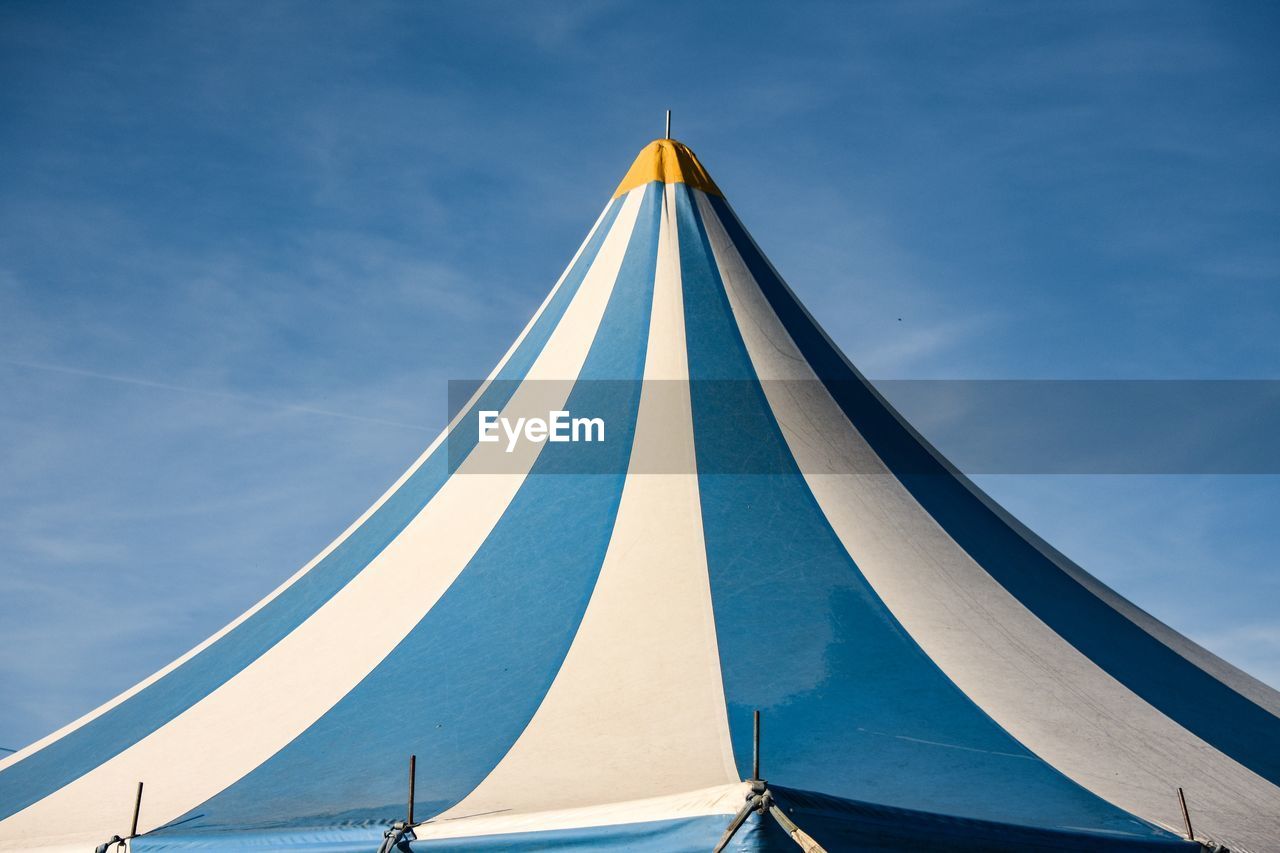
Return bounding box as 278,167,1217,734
1,0,1278,751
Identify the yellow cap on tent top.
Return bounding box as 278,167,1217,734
613,138,722,198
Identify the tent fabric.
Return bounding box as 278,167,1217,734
132,785,763,852
757,788,1197,853
131,818,765,853
613,138,722,198
2,139,1278,852
126,786,1204,853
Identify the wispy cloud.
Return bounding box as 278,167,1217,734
1195,622,1280,688
0,359,431,431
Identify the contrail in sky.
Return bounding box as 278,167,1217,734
0,358,433,432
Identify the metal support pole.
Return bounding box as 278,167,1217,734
752,710,761,781
129,781,144,838
1177,787,1194,840
665,110,671,140
408,754,417,826
713,798,757,853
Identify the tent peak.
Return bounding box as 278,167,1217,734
613,138,722,198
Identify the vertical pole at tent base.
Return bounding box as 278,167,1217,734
378,758,421,853
93,782,144,853
408,754,417,826
752,709,761,781
129,781,144,838
665,110,671,140
1177,787,1194,841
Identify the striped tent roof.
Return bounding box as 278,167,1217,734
2,139,1278,853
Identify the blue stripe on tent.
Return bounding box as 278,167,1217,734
133,814,774,852
150,184,664,832
674,185,1178,840
0,199,626,821
767,786,1196,853
704,193,1280,789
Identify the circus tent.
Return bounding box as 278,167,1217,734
1,138,1277,852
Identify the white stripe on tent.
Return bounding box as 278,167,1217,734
0,200,619,780
419,782,749,842
0,191,647,849
442,183,738,819
695,190,1280,853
